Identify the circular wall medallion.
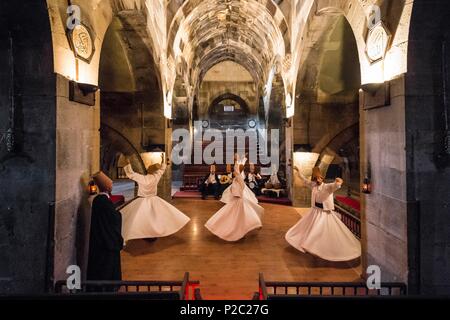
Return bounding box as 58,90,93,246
69,24,95,63
202,120,210,128
248,119,256,128
366,22,391,63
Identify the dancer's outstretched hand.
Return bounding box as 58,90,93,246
335,177,344,185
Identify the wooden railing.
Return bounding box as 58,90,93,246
258,273,407,300
335,204,361,239
54,272,200,300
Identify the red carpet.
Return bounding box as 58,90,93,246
173,191,292,206
335,195,360,212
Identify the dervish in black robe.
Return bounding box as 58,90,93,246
87,193,124,281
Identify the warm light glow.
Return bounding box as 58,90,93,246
362,177,371,194
88,180,98,195
141,152,165,169
286,93,295,118
361,46,408,85
55,47,77,81
384,46,405,81
293,152,320,178
362,60,385,85
164,90,173,119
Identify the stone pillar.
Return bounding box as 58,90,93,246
54,75,100,282
360,76,408,283
159,120,173,201
0,1,56,294
404,0,450,294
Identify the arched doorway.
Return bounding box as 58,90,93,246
208,93,250,130
98,11,168,200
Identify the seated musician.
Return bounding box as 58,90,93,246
199,165,220,200
219,164,233,195
246,163,263,195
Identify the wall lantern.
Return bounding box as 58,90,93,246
88,180,98,195
362,177,372,194
362,163,372,194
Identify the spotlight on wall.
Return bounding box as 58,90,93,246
361,82,383,94
146,144,165,153
69,81,99,106
294,144,312,153
88,180,98,195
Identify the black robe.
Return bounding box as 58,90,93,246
87,194,124,281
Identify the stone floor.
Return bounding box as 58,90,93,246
121,198,362,300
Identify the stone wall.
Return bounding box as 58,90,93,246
54,75,100,282
0,1,56,293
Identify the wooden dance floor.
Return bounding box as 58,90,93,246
121,199,362,300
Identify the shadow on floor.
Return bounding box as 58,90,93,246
283,245,361,270
123,236,188,256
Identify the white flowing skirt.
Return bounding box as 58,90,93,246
221,184,258,204
205,198,264,242
285,208,361,262
120,196,190,242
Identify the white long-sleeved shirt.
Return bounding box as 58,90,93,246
124,163,166,198
297,171,342,211
231,166,245,198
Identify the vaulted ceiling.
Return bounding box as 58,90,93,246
168,0,290,87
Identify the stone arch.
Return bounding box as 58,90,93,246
292,0,413,87
209,93,251,116
100,123,146,176
99,10,165,178
314,123,359,183
47,0,151,86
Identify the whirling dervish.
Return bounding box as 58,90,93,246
120,154,190,243
221,153,258,205
205,162,264,242
285,166,361,262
